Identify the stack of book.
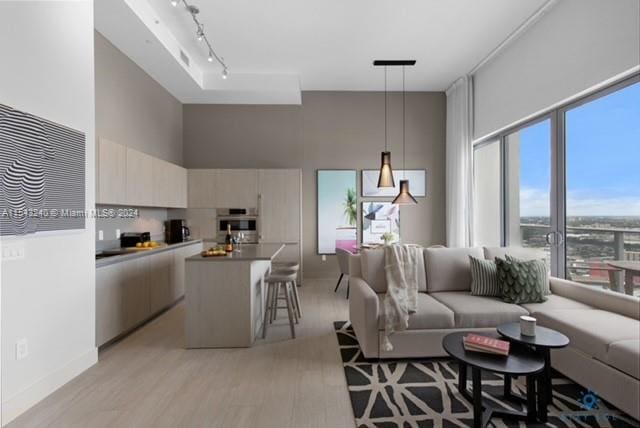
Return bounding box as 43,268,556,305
463,334,510,356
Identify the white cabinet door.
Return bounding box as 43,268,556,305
258,169,301,243
148,251,172,314
188,169,217,208
96,264,125,346
176,166,188,208
215,169,258,208
152,158,171,207
97,138,126,205
125,148,154,206
122,258,150,330
171,242,203,301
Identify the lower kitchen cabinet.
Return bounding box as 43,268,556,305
96,242,203,347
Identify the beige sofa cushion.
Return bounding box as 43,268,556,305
424,247,484,292
430,291,528,328
606,340,640,379
535,309,640,362
483,246,546,261
521,294,593,314
360,248,426,294
377,292,455,330
550,277,640,320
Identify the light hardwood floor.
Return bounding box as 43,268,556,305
8,279,355,428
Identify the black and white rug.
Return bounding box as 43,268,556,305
334,321,638,428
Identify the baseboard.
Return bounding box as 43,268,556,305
2,347,98,426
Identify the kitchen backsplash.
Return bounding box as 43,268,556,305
96,205,168,251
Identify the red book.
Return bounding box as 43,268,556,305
464,334,510,356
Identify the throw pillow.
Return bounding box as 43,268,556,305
505,255,551,295
495,257,548,304
469,256,500,297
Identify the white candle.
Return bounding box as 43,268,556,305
520,315,537,336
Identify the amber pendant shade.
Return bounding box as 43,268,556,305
377,151,395,188
392,179,417,205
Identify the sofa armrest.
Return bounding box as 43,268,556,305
550,277,640,320
349,253,362,278
349,277,380,359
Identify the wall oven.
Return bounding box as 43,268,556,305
216,208,259,244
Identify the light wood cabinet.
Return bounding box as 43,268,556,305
151,158,171,207
258,169,301,243
125,148,153,206
215,169,259,208
188,169,217,208
96,242,202,347
97,138,126,205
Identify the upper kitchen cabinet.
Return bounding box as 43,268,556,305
96,138,126,205
215,169,259,208
258,169,301,243
96,137,187,208
125,148,154,206
188,169,258,208
188,169,217,208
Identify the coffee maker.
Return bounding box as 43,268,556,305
165,219,190,244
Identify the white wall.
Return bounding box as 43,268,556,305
0,1,96,424
473,0,640,140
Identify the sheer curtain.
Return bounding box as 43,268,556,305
445,76,473,247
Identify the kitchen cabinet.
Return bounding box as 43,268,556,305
125,148,154,206
96,138,126,205
258,169,301,243
188,169,217,208
152,158,171,208
215,169,259,208
95,241,202,347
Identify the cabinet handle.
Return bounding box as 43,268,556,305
258,193,263,241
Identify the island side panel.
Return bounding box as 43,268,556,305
250,260,270,340
185,260,253,348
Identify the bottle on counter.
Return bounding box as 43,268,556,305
225,224,234,253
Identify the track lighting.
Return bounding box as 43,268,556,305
171,1,228,72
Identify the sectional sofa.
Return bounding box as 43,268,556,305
348,246,640,420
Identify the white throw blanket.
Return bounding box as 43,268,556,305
382,244,422,351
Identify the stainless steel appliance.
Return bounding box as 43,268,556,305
216,208,259,244
120,232,151,248
165,219,190,244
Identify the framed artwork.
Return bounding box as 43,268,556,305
0,103,86,236
362,202,400,244
317,170,357,254
361,169,427,197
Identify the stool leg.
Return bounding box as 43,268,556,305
292,279,302,318
284,282,296,339
262,283,272,339
271,282,280,322
289,283,298,324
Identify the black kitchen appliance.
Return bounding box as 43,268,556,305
120,232,151,248
165,219,190,244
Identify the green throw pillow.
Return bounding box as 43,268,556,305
505,255,551,295
469,255,500,297
495,257,548,304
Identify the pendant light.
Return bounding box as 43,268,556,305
393,65,418,205
377,66,395,188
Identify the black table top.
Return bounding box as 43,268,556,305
443,332,545,376
497,323,570,349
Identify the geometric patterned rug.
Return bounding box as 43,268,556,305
334,321,639,428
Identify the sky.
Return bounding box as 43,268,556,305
519,81,640,217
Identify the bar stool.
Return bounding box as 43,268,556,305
270,263,302,319
263,270,298,339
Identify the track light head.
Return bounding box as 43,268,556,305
207,53,214,62
170,0,178,6
222,68,228,79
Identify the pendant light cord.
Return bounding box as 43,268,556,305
402,65,406,177
384,66,388,152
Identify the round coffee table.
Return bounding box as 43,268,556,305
443,332,545,428
497,322,570,423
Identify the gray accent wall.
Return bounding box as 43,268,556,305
95,31,183,165
183,91,446,278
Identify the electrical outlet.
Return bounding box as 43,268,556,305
115,228,120,239
98,230,104,241
322,255,326,262
16,339,28,360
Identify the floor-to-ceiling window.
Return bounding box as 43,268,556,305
472,75,640,295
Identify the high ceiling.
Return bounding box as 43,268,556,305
96,0,549,104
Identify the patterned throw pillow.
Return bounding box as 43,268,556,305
495,257,548,304
469,256,500,296
505,255,551,295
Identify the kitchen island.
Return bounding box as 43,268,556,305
184,243,284,348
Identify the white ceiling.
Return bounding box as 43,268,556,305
95,0,548,104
